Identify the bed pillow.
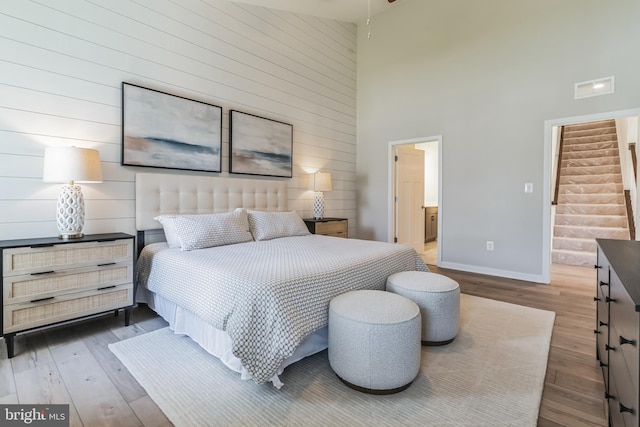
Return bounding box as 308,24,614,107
155,209,254,251
153,214,182,249
247,210,310,241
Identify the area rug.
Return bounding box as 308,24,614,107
109,294,555,427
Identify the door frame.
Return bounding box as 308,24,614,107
543,107,640,283
388,135,443,265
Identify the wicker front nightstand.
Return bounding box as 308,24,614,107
1,233,135,358
304,218,348,238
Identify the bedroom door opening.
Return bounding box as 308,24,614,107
388,136,442,266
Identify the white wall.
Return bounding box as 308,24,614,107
0,0,357,240
357,0,640,281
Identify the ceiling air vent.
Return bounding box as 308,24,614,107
575,76,614,99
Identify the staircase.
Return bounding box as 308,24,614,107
552,119,630,266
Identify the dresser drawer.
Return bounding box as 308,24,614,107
3,283,133,333
609,346,639,427
315,221,347,237
3,262,133,304
3,239,134,276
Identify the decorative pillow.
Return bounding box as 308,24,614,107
155,209,253,251
247,210,310,241
153,214,182,249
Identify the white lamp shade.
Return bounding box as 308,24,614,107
43,146,103,183
314,172,332,192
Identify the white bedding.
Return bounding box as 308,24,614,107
137,234,429,385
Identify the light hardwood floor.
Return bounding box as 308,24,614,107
0,260,606,426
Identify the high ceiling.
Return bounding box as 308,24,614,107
229,0,398,23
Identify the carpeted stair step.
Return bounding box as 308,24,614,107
557,193,624,204
552,236,597,252
559,173,622,185
561,164,621,176
562,157,619,168
562,137,618,148
554,214,628,227
555,203,627,216
551,249,596,267
553,225,629,240
558,183,623,195
562,148,620,160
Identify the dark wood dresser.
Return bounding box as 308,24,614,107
596,239,640,426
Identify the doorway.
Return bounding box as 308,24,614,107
388,136,442,266
543,108,640,283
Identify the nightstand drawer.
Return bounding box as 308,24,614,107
3,283,133,333
3,239,134,276
3,262,133,304
314,221,347,237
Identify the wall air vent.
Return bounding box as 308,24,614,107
575,76,615,99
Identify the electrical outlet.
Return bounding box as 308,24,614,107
486,241,494,251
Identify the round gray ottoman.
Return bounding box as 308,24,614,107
328,290,421,394
386,271,460,346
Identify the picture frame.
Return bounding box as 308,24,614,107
121,82,222,173
229,110,293,178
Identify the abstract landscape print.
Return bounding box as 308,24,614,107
229,110,292,178
122,83,222,172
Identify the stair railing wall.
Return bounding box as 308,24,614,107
615,118,637,239
551,126,564,206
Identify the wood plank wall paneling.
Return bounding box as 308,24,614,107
0,0,357,240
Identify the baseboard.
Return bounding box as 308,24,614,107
438,261,547,284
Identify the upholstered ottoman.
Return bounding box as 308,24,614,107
386,271,460,346
328,290,421,394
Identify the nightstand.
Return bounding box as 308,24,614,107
304,218,348,238
1,233,135,358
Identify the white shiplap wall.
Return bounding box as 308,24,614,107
0,0,357,240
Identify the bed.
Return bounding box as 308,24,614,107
135,173,429,387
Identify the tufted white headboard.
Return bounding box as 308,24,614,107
135,172,288,236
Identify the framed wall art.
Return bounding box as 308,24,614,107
121,82,222,173
229,110,293,178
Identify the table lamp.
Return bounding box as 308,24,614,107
313,172,332,219
43,146,103,239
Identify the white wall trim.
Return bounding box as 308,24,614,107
387,135,443,265
439,261,546,283
543,107,640,283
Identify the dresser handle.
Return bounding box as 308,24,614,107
600,361,608,368
30,296,54,303
97,262,116,267
606,344,616,351
594,329,600,334
29,243,54,248
594,264,601,269
599,321,608,327
606,296,616,303
619,336,636,346
97,285,116,291
30,270,55,276
600,281,609,287
619,403,634,414
605,392,615,400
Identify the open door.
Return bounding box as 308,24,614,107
394,145,425,253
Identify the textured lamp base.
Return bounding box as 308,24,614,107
56,184,85,239
313,192,325,219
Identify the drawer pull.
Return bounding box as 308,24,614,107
30,296,54,303
619,404,634,414
97,262,116,267
599,321,608,327
594,264,601,269
619,336,636,346
600,281,609,287
599,361,608,367
605,344,616,351
29,244,54,248
594,296,601,301
97,285,116,291
605,392,615,400
30,270,55,276
594,329,600,334
606,296,616,303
